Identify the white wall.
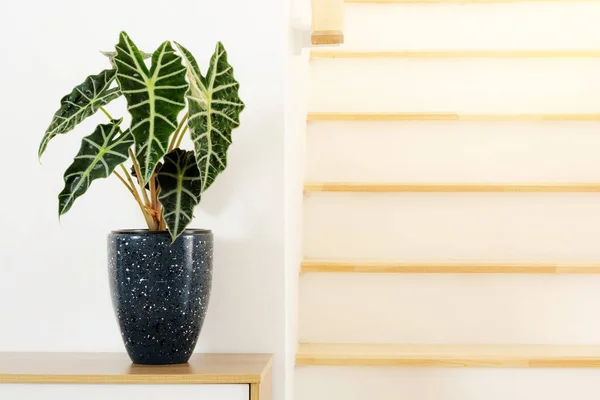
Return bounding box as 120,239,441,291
0,1,289,399
284,0,311,397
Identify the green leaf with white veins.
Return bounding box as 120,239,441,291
39,69,121,160
157,149,202,241
175,42,245,193
58,119,133,217
115,32,188,184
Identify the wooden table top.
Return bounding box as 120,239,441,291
0,353,273,384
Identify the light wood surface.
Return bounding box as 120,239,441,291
301,260,600,274
307,112,600,121
311,50,600,59
304,182,600,193
312,0,344,45
0,353,272,385
296,343,600,367
250,365,272,400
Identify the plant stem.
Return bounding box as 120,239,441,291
158,211,167,231
130,149,153,209
113,170,134,193
119,164,156,229
168,113,189,152
100,106,158,230
129,150,158,231
119,164,139,198
175,126,189,149
100,106,114,120
153,182,167,231
114,171,156,229
149,172,158,213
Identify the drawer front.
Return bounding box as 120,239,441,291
0,384,249,400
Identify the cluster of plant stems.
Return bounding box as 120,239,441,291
102,106,189,231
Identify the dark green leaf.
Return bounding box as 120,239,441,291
175,42,245,193
115,31,188,184
130,162,162,190
157,149,202,241
39,69,121,160
58,120,133,216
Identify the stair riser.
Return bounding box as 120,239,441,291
310,59,600,112
300,274,600,343
307,121,600,182
296,367,600,400
304,194,600,260
342,2,600,49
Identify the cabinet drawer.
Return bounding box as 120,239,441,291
0,384,249,400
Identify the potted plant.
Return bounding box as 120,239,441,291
38,31,244,365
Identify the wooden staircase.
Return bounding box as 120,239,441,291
296,343,600,367
297,0,600,399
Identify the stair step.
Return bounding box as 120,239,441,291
312,0,344,45
310,57,600,113
341,2,600,50
307,113,600,122
311,50,600,59
296,343,600,367
304,182,600,193
301,260,600,274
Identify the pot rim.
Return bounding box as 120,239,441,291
110,229,212,235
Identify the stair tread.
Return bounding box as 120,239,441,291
301,260,600,274
307,112,600,121
304,182,600,193
296,343,600,367
311,50,600,59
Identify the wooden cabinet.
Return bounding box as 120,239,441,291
0,384,249,399
0,353,271,400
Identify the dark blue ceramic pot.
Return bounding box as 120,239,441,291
108,229,213,365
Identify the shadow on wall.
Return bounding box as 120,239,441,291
197,102,284,218
197,235,283,353
192,97,285,350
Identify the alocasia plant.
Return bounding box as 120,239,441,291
39,32,244,241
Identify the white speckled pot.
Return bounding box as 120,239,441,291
108,229,213,365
